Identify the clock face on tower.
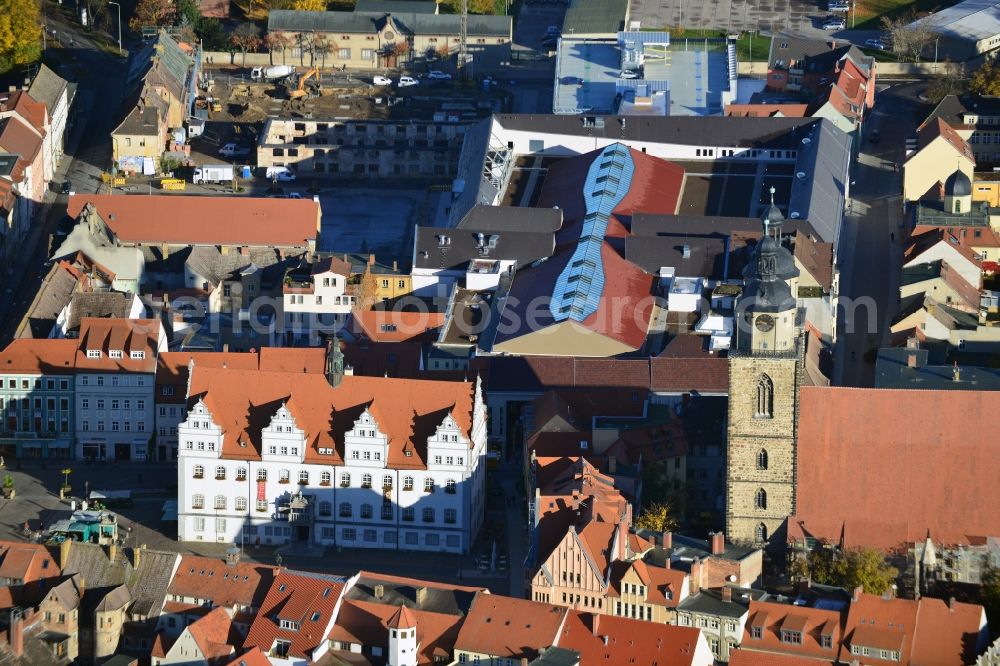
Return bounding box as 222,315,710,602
385,31,395,41
755,314,775,332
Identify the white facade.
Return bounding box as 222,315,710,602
176,378,488,554
280,267,355,346
903,241,982,289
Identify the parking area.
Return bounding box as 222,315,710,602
628,0,845,38
515,0,570,51
317,188,447,259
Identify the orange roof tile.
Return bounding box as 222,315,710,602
557,610,704,666
725,104,810,118
795,386,1000,549
67,194,320,248
0,115,43,164
741,600,843,660
729,651,834,666
156,349,326,401
0,542,58,584
910,118,974,164
223,647,271,666
386,604,417,629
0,91,48,136
331,598,464,665
454,593,568,660
244,571,344,660
188,366,476,468
0,338,77,374
187,606,236,661
75,318,160,373
349,311,447,343
168,555,277,610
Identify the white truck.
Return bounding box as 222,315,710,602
193,164,234,184
251,65,295,81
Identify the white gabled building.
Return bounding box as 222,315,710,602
280,256,356,346
176,341,487,553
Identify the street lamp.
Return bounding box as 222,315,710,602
108,1,122,56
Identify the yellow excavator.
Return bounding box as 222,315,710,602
288,67,321,100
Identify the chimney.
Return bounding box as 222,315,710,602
368,254,376,266
591,613,600,636
59,538,73,568
392,259,398,272
722,586,732,603
710,532,725,555
9,609,23,658
907,352,918,368
662,531,672,549
225,545,240,567
416,586,428,607
521,659,528,666
374,584,385,600
852,585,864,602
953,362,961,382
133,545,144,570
77,576,86,596
108,542,118,563
949,596,956,611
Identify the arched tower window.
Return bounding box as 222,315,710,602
756,523,768,542
755,488,767,510
757,449,769,470
756,374,774,418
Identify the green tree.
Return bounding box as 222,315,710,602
197,18,230,51
176,0,202,26
129,0,175,31
292,0,326,9
799,547,898,595
635,502,680,534
0,0,41,74
971,59,1000,97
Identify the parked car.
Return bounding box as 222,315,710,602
619,69,641,79
398,76,419,87
60,180,72,195
286,192,303,199
827,1,850,11
427,70,452,80
265,166,297,181
865,38,886,50
372,75,393,86
822,16,846,29
219,143,251,158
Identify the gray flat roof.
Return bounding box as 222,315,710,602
787,117,851,249
553,38,621,115
563,0,629,34
917,0,1000,42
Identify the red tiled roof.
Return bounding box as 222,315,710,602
244,571,344,660
330,598,463,665
794,386,1000,549
915,223,1000,250
557,610,704,665
223,647,271,666
454,593,568,660
67,194,320,248
349,311,446,343
75,318,160,373
0,115,43,164
649,356,728,392
168,555,277,610
151,632,173,659
0,542,58,584
725,104,810,118
741,600,843,660
905,227,982,271
910,118,974,164
156,349,326,401
608,558,687,607
386,604,417,629
0,338,77,374
0,91,48,136
729,651,833,666
486,356,727,393
187,606,236,661
188,366,476,467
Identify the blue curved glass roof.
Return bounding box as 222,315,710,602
549,143,635,323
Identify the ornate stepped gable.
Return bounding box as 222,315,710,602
183,366,481,467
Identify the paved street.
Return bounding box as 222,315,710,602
834,83,928,386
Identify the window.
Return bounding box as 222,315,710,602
257,469,267,481
751,626,763,640
337,48,351,59
403,476,413,491
279,469,290,483
821,634,832,649
422,507,435,523
382,475,393,489
403,507,414,521
445,509,457,524
319,501,332,516
339,502,352,518
194,517,205,531
130,350,145,359
755,489,767,510
361,503,373,519
256,499,268,512
86,349,101,359
757,449,768,470
381,504,393,520
362,474,372,488
236,468,247,481
215,495,226,510
215,466,226,480
298,470,309,484
321,471,331,485
445,479,457,494
424,478,434,492
780,630,802,645
236,497,247,511
756,374,774,418
340,472,351,487
192,494,204,509
342,528,356,541
193,465,204,479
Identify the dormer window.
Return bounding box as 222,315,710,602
278,619,299,631
781,630,802,645
109,350,123,359
86,350,101,359
130,350,145,359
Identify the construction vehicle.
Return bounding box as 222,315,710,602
209,98,222,113
251,65,295,81
288,67,321,100
101,172,125,186
160,178,186,190
193,164,234,184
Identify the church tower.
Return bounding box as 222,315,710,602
725,191,803,546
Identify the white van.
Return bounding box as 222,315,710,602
265,166,297,181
